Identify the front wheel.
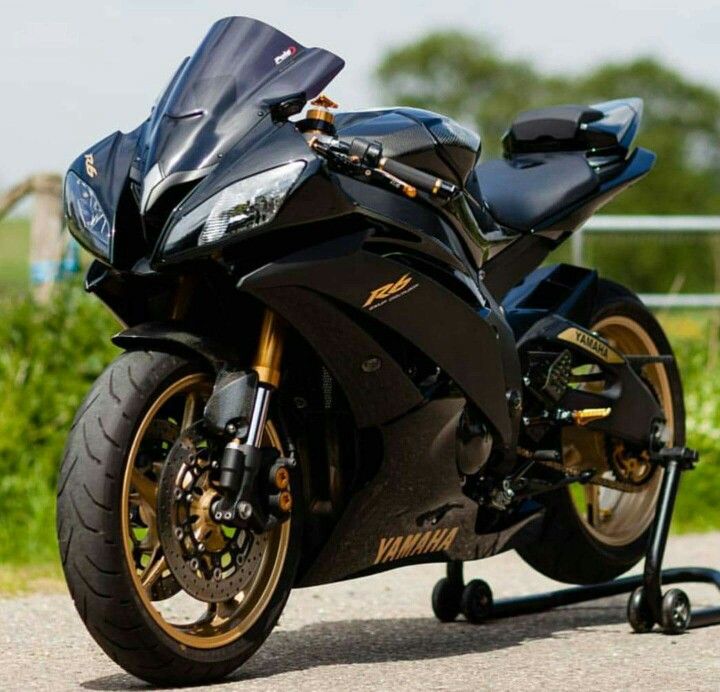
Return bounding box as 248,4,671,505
517,279,685,584
56,351,302,685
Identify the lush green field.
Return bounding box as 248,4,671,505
0,219,717,570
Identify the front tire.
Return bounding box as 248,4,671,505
56,351,301,685
517,279,685,584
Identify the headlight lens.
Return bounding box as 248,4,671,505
64,172,112,259
166,161,305,252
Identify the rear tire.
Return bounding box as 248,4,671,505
56,351,302,685
517,279,685,584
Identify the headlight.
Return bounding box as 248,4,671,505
64,172,112,259
165,161,306,252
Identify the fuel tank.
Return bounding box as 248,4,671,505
334,108,481,186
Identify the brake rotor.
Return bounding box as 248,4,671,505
157,422,269,602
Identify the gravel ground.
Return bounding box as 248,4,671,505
2,532,718,691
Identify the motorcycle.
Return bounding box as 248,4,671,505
57,16,686,685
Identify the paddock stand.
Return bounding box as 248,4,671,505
432,447,720,634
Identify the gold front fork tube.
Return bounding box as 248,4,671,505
252,309,286,388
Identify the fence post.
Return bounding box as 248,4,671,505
28,174,64,303
571,227,584,266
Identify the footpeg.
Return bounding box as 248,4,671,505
557,407,612,426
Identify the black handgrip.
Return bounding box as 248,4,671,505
379,157,458,199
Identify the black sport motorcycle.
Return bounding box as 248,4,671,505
58,16,685,685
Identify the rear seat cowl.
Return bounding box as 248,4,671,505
503,103,627,155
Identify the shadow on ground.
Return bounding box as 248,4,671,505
83,599,629,690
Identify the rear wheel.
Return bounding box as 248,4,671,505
517,279,684,584
57,351,301,685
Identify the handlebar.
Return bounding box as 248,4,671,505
377,156,457,200
310,136,459,201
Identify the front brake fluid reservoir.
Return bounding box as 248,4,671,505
298,94,339,139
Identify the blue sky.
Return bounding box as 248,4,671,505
2,0,719,186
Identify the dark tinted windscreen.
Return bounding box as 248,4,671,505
140,16,343,210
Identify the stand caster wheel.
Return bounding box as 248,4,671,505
627,587,655,633
432,578,463,622
661,588,691,634
461,579,494,624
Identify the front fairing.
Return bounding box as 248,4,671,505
65,16,344,270
153,122,353,264
137,16,344,215
65,125,144,266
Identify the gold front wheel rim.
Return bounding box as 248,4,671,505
121,373,290,649
565,314,673,547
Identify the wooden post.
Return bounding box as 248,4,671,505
0,173,64,303
29,174,64,302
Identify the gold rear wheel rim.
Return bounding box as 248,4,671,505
121,373,290,649
565,314,673,547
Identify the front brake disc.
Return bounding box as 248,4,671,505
157,422,268,602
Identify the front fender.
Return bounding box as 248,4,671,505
111,322,240,371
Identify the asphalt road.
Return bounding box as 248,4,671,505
2,533,719,691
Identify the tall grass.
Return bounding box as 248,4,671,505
672,333,720,532
0,284,118,564
0,285,716,566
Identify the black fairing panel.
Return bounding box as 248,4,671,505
240,231,519,445
299,398,542,586
335,108,481,185
66,125,145,266
502,263,599,337
154,123,354,262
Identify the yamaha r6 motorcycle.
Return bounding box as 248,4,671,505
58,16,684,685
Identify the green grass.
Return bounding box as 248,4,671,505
0,282,119,569
0,217,30,294
665,314,720,532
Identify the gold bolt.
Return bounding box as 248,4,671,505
275,467,290,490
278,491,293,513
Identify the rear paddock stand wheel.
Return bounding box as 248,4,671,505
431,578,463,622
432,563,495,624
661,588,691,634
627,587,655,633
461,579,494,624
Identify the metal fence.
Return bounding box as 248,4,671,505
572,215,720,309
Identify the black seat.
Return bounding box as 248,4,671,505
469,153,599,232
